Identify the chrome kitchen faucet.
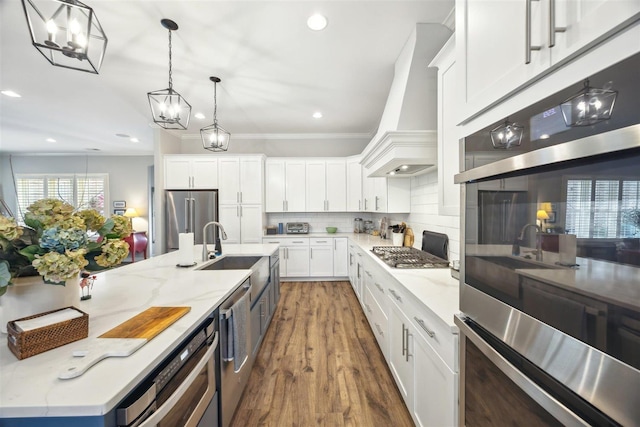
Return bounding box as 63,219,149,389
202,221,228,261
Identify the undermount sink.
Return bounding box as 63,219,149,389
198,256,263,271
476,256,561,270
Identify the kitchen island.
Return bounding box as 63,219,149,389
0,243,278,425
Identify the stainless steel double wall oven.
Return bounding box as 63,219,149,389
455,53,640,426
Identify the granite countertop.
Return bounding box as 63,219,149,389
0,244,278,419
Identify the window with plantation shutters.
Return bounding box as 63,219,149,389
15,174,109,221
565,178,640,238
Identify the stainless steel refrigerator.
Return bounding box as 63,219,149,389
165,190,218,251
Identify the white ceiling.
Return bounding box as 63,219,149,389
0,0,454,155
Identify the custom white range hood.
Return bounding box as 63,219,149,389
361,24,451,177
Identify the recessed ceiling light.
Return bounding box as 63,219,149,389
194,112,206,120
400,165,409,170
130,137,139,143
115,133,130,138
1,90,21,98
46,138,56,143
87,148,101,151
540,134,550,139
389,171,396,176
313,112,323,119
307,14,328,31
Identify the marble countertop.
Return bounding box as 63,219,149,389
0,244,278,419
347,234,461,332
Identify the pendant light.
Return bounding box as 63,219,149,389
21,0,108,74
490,119,523,149
147,19,191,130
560,79,617,127
201,77,231,152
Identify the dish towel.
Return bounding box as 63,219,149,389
230,289,250,372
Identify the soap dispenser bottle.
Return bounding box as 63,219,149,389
214,237,222,256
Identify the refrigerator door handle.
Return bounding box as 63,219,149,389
191,198,196,233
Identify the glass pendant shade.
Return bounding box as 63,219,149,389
561,79,617,127
21,0,107,74
148,19,191,130
201,76,231,152
490,120,524,149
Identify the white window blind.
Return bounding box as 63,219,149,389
15,174,109,221
566,178,640,238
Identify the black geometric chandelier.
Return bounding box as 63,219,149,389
21,0,108,74
201,77,231,152
147,19,191,130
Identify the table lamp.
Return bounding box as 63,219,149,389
124,207,138,231
536,209,549,229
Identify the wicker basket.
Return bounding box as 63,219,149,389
7,306,88,360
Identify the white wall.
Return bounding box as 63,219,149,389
377,171,460,262
0,155,153,232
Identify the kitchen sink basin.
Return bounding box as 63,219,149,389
198,256,263,271
476,256,561,270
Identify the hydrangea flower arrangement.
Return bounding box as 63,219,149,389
0,198,132,296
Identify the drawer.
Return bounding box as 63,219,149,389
364,285,389,358
387,281,458,372
310,238,333,246
262,237,309,246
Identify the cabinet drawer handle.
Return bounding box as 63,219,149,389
375,323,384,336
310,248,313,259
525,0,541,64
293,241,305,244
375,196,379,211
401,323,407,356
357,253,362,257
365,303,372,313
548,0,566,48
316,240,327,243
414,316,435,338
365,271,372,277
389,289,402,302
375,283,384,293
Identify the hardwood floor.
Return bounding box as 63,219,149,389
231,281,414,427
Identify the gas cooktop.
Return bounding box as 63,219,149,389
371,246,450,269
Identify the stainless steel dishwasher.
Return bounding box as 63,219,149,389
219,278,253,427
116,314,219,427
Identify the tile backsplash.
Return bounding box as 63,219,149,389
266,212,374,235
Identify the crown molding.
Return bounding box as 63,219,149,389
181,132,373,141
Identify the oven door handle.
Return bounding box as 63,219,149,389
138,332,219,427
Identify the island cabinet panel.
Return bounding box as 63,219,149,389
388,301,415,413
165,156,218,189
456,0,640,123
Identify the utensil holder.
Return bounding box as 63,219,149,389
392,232,404,246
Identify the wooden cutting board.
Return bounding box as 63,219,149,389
59,306,190,379
99,306,191,339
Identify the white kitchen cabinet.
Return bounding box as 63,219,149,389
333,238,349,277
348,243,358,293
430,36,460,217
218,156,263,205
309,238,334,277
388,301,415,413
362,167,411,213
413,335,457,427
456,0,640,122
165,156,218,189
346,157,363,212
218,204,263,244
265,159,306,212
305,160,347,212
263,237,310,277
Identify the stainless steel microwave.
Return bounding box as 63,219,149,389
455,53,640,426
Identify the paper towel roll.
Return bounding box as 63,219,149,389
559,234,577,266
178,233,195,266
